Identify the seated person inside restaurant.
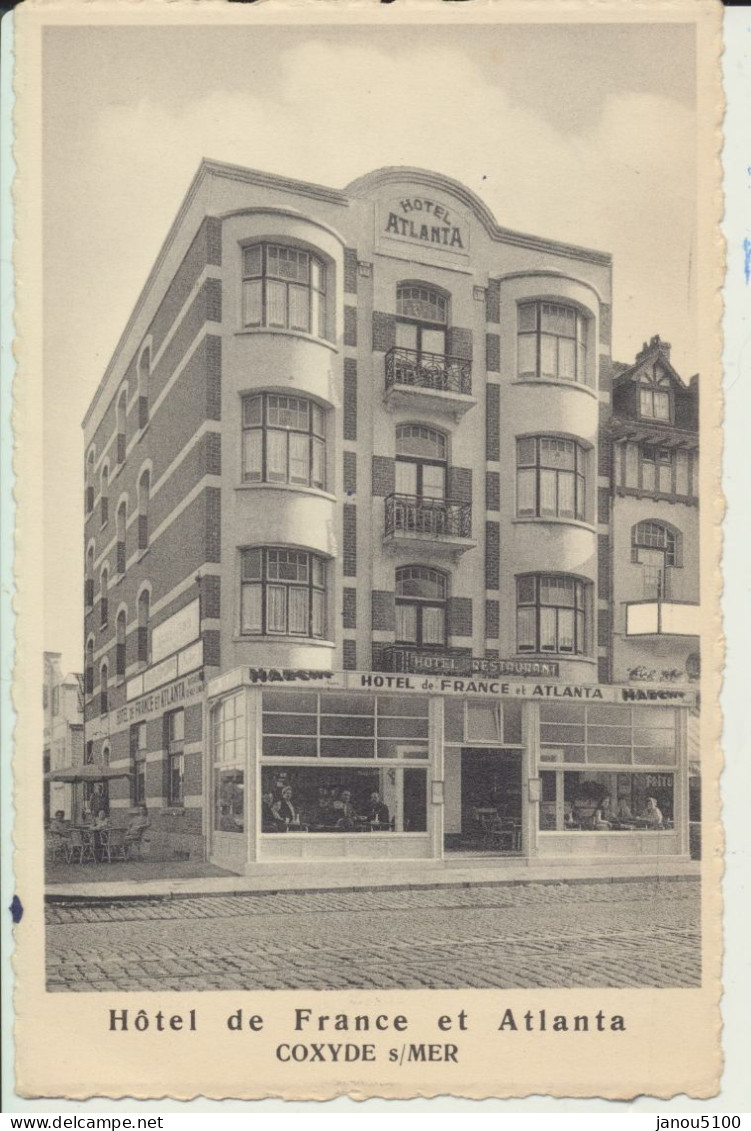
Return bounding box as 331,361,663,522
332,789,356,829
261,791,282,833
360,790,390,828
615,799,634,823
93,810,110,830
635,796,664,828
591,795,615,830
272,786,300,829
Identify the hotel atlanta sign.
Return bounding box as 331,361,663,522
379,196,470,255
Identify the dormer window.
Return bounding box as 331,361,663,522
639,367,671,421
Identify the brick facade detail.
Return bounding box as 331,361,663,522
342,587,357,630
448,467,472,503
343,359,358,441
343,248,358,295
343,450,357,494
344,305,358,348
486,384,500,462
342,639,357,670
342,506,357,576
486,280,500,324
372,312,396,353
372,456,395,497
486,471,500,512
486,333,500,373
372,590,395,632
448,597,472,637
485,599,500,639
485,521,500,590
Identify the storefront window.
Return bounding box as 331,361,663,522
261,691,429,759
539,770,674,831
260,765,427,833
539,702,676,765
212,692,246,833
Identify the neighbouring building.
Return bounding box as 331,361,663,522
43,652,84,823
81,161,699,877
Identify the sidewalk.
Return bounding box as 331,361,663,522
45,854,701,902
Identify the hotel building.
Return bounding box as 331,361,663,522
80,161,698,877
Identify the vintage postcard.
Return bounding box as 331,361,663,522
10,0,724,1102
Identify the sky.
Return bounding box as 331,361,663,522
41,20,698,674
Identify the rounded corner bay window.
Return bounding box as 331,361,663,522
517,301,590,385
517,574,589,656
260,691,429,834
242,243,326,338
241,548,326,638
517,437,587,521
242,393,326,489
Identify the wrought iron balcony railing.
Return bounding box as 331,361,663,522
384,493,472,540
385,347,472,396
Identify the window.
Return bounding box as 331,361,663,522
395,424,447,499
641,445,673,493
116,390,127,464
100,467,109,526
116,502,127,574
517,575,589,655
138,471,150,550
85,639,94,696
137,589,150,664
517,301,590,385
100,661,109,714
138,348,150,428
116,611,126,677
242,243,326,338
260,690,429,834
240,548,326,638
85,546,95,608
86,451,95,514
242,394,326,489
632,521,680,566
395,283,448,359
100,567,109,628
539,770,675,832
444,698,523,746
130,722,147,805
212,692,246,834
395,566,447,648
517,437,587,521
639,368,671,421
165,709,185,806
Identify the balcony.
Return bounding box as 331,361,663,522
384,347,477,419
383,493,476,558
625,601,700,637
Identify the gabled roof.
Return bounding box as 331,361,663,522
612,335,693,391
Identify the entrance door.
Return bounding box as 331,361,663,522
445,748,523,853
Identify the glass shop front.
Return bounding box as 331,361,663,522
206,670,692,876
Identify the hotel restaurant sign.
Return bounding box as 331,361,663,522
242,667,697,706
379,196,470,256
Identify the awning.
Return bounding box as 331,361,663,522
45,765,133,783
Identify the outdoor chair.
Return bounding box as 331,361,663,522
124,825,148,858
99,826,128,863
45,832,69,863
67,828,95,864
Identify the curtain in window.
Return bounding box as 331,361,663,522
540,335,557,377
288,587,309,634
311,590,325,638
266,586,287,633
288,285,310,333
539,470,557,516
266,431,286,482
557,472,575,518
517,334,537,377
396,605,417,643
242,280,262,327
517,468,536,516
421,607,445,645
288,433,309,484
243,430,262,481
266,280,287,328
517,607,536,651
539,607,557,651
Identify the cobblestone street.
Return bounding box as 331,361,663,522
46,878,701,992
